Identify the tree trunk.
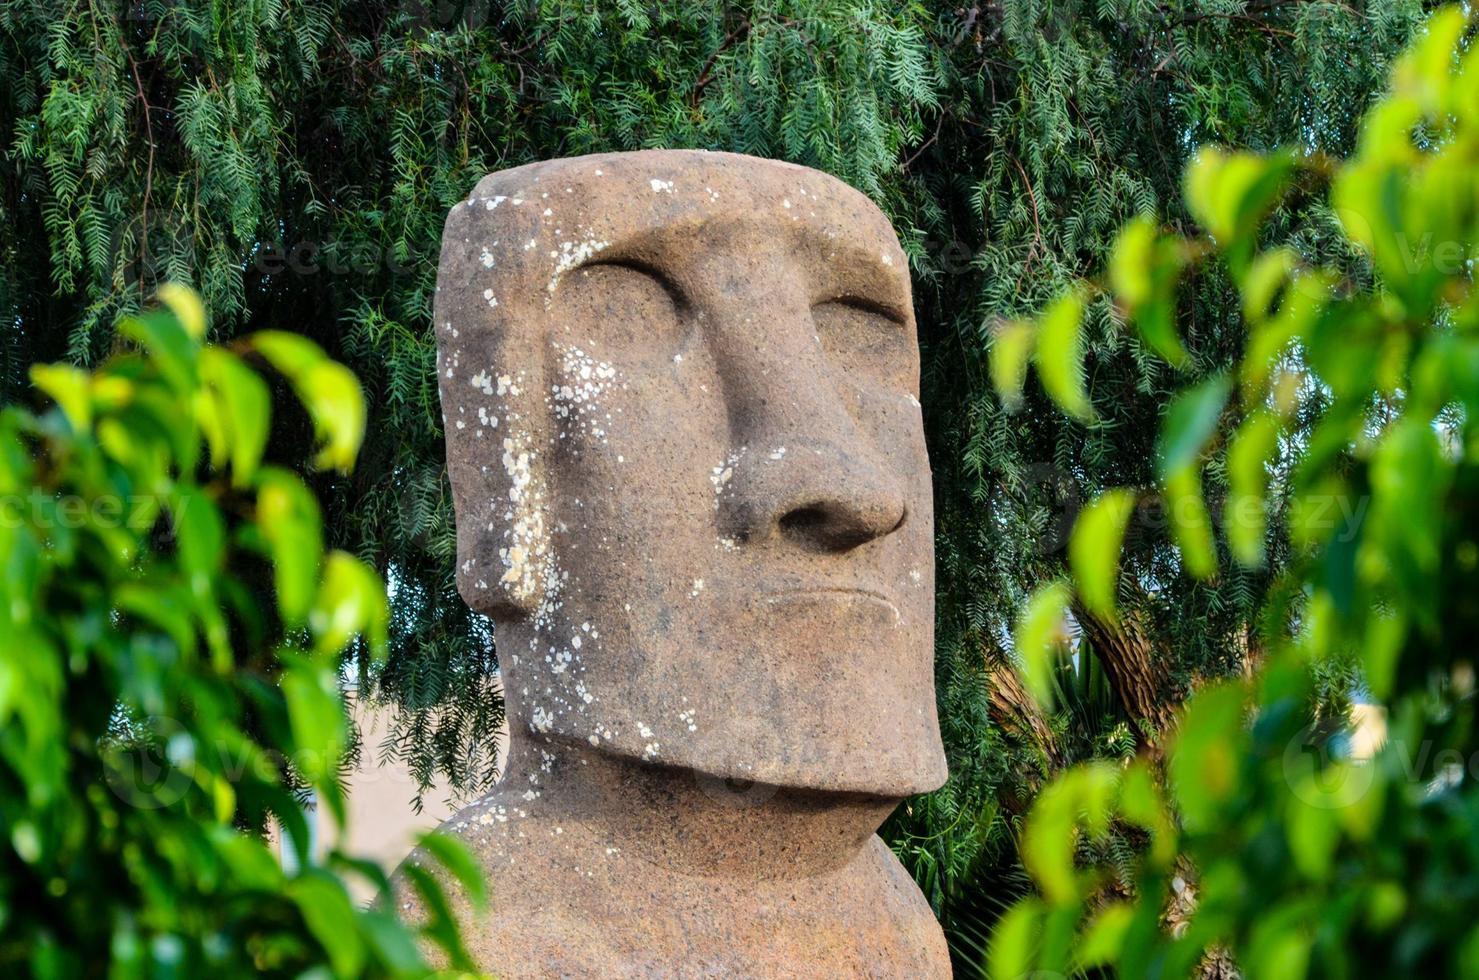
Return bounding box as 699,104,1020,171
1073,600,1178,751
986,658,1060,765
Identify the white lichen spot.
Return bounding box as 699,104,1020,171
649,178,674,193
481,248,496,268
547,238,611,295
497,429,553,607
689,578,704,598
550,343,620,446
710,447,745,506
882,251,894,266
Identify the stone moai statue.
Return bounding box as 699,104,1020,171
414,149,950,977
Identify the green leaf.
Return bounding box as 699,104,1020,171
1033,289,1094,422
256,468,324,627
1069,489,1138,623
1391,6,1468,110
1157,375,1231,480
1168,682,1248,832
1118,758,1176,868
199,348,271,487
1110,217,1189,367
1022,762,1118,903
1240,247,1297,324
250,332,365,474
280,655,346,784
1108,216,1157,309
155,283,207,342
310,552,389,659
115,583,197,656
1245,902,1315,980
989,319,1035,411
987,898,1043,980
288,869,367,978
120,310,199,395
171,489,225,582
30,365,92,433
1286,799,1338,881
303,361,366,473
1225,410,1279,567
1243,271,1333,395
1183,147,1294,253
1075,903,1135,970
414,832,488,910
250,330,327,379
1013,581,1071,710
1164,465,1218,580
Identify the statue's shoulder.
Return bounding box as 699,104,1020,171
406,786,589,900
393,790,622,976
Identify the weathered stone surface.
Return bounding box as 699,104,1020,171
407,149,950,977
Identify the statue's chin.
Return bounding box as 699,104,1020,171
536,723,949,800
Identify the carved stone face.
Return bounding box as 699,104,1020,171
434,150,946,797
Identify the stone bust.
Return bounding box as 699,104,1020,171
413,149,950,977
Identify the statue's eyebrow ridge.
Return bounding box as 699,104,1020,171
569,208,910,320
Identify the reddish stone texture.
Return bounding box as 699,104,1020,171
406,150,949,977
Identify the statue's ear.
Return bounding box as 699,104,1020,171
435,191,552,621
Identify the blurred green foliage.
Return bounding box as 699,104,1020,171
990,9,1479,976
0,286,482,976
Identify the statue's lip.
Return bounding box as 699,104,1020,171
762,587,900,621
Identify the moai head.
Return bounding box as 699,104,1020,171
434,150,946,798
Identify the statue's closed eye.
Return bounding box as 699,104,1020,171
811,298,913,389
564,261,688,368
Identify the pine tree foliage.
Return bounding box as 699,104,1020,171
0,0,1423,947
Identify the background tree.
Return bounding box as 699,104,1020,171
987,10,1479,974
0,0,1425,964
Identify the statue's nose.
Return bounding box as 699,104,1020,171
709,293,908,553
722,441,908,552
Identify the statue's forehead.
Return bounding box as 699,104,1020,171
447,151,907,306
